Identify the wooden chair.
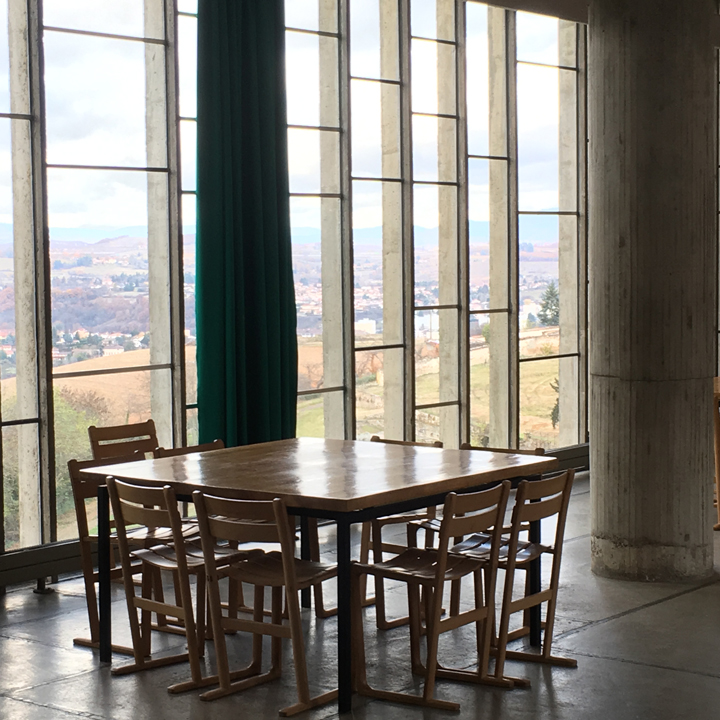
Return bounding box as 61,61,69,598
452,470,577,687
407,441,548,616
69,454,145,655
107,477,260,691
153,439,225,458
88,419,158,460
359,436,443,629
193,490,338,716
351,481,512,711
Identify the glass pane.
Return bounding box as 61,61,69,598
356,348,404,440
185,343,197,406
414,183,457,308
519,357,561,450
180,120,196,191
292,196,344,392
0,118,38,423
469,159,489,310
285,0,337,33
519,213,559,358
178,13,197,118
414,183,438,306
3,423,41,550
178,0,198,13
412,115,456,182
0,0,10,113
516,11,559,66
350,0,399,81
44,32,155,168
185,406,198,446
43,0,153,39
411,39,455,116
517,63,559,211
415,408,441,445
288,128,340,193
351,80,400,179
182,193,196,344
469,312,510,447
353,181,403,346
465,1,490,157
411,0,454,42
286,32,338,127
414,308,458,406
47,168,161,367
296,390,343,438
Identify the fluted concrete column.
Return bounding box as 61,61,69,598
589,0,716,581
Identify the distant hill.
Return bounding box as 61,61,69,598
0,224,196,246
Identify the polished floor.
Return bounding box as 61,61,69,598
1,473,720,719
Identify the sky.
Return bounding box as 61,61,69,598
0,0,567,239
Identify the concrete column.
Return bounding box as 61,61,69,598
437,0,460,447
557,20,579,447
589,0,716,581
380,0,404,440
487,6,510,447
145,0,172,448
9,0,41,548
319,0,344,438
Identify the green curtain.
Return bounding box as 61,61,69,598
196,0,297,446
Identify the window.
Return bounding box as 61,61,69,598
1,0,189,553
287,0,588,450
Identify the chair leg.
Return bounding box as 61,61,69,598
278,580,338,717
408,582,425,675
308,518,337,618
372,521,409,630
359,522,375,607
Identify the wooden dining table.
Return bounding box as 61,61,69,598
82,437,558,713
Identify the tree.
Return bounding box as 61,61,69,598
538,281,559,326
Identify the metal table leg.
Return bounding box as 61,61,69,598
528,515,542,648
98,484,112,663
336,517,352,713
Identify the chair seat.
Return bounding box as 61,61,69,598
224,552,336,590
126,519,199,546
451,533,552,565
354,547,485,584
132,541,259,571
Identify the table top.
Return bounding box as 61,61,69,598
81,437,558,514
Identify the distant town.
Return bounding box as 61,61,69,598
0,231,559,379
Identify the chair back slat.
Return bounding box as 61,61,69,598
447,507,501,538
200,494,277,523
153,439,225,458
460,442,545,456
370,436,443,448
439,482,510,547
112,478,167,507
207,516,280,545
119,501,171,529
89,419,158,460
521,471,568,501
517,493,564,524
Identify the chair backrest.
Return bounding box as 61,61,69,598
439,481,511,543
88,419,158,460
68,453,145,539
193,491,298,587
371,435,443,448
153,439,225,458
510,470,575,557
107,477,183,544
193,492,283,547
460,442,545,456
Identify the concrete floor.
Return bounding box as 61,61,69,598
1,473,720,719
